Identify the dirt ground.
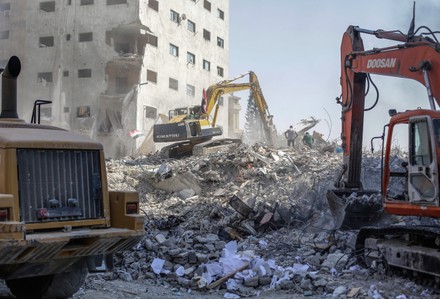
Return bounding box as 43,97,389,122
0,275,300,299
73,275,304,299
0,267,435,299
70,274,436,299
0,273,426,299
65,273,437,299
0,275,301,299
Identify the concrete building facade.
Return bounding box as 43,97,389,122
0,0,236,158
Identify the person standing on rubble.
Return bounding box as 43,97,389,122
284,125,297,147
303,132,314,148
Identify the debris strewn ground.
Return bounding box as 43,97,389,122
74,142,437,299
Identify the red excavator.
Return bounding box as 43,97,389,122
327,12,440,279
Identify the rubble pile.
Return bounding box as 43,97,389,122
101,143,433,298
107,143,340,227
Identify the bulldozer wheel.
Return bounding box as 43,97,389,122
6,259,88,299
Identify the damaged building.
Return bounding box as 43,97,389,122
0,0,238,158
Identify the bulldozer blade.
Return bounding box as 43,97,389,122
327,189,385,230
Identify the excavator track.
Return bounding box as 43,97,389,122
159,141,195,159
356,225,440,285
192,138,241,156
159,138,242,159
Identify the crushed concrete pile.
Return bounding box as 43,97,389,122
107,143,340,226
101,143,435,298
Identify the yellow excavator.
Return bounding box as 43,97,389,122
153,71,278,158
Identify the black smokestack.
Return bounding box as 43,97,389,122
1,56,21,119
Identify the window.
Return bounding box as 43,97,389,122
186,84,195,97
80,0,94,5
203,29,211,41
66,34,71,41
105,31,112,45
64,107,70,113
146,33,158,47
217,37,224,48
170,44,179,57
67,0,72,5
148,0,158,11
40,1,55,12
39,36,54,47
147,69,157,83
78,69,92,78
187,52,195,65
98,111,122,133
217,8,224,20
107,0,127,5
170,10,179,23
410,119,432,166
144,106,157,119
79,32,93,42
63,70,69,77
169,78,178,91
203,60,210,71
0,3,10,12
217,66,224,77
187,20,196,33
409,118,435,198
77,106,91,118
204,0,211,12
115,42,129,54
0,30,9,40
38,72,53,83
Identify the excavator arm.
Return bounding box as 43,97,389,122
339,25,440,188
204,71,277,146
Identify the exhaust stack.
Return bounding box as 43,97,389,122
1,56,21,119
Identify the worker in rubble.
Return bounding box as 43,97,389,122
303,131,314,148
284,125,297,147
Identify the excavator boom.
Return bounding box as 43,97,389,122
204,71,276,145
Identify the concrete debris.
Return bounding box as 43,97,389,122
102,143,437,298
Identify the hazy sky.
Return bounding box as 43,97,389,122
229,0,440,147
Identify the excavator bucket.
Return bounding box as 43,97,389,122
326,189,385,229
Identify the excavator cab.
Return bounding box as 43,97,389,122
168,105,202,120
382,110,440,217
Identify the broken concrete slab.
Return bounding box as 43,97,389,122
152,171,201,194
